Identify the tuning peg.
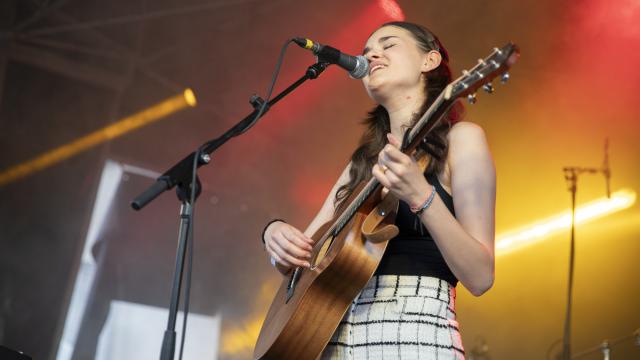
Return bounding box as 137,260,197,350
467,93,477,104
500,72,510,84
482,83,494,94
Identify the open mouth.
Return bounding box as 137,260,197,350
370,64,386,74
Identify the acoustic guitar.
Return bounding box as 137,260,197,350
254,43,520,360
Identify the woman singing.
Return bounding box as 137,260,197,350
261,21,496,359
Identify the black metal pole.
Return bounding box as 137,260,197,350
159,201,193,360
562,172,577,360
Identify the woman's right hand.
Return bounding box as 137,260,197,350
264,221,315,270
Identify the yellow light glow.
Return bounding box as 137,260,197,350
221,317,264,355
0,89,197,187
220,281,277,357
496,189,636,256
183,88,197,106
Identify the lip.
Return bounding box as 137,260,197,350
369,62,387,75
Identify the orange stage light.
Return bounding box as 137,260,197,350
0,89,197,187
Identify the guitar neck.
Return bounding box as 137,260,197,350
329,91,455,237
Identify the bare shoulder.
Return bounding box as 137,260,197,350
447,121,490,157
446,121,494,174
448,121,487,144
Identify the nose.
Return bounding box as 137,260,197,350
366,48,382,62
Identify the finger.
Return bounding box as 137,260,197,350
374,163,403,191
377,158,389,174
271,239,310,267
372,164,392,189
281,232,312,257
377,150,394,173
271,242,301,267
266,241,293,268
383,166,402,184
283,229,313,251
382,144,409,163
378,149,389,164
387,133,401,148
378,148,406,176
291,228,315,246
273,253,295,269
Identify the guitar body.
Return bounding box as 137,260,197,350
253,185,400,360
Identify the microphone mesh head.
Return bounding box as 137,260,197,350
349,55,370,79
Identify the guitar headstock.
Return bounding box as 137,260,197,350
445,42,520,103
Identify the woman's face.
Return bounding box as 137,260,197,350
362,26,431,102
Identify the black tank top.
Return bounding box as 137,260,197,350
374,172,458,286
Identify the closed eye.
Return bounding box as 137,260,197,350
383,44,396,50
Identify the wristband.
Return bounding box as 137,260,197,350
261,218,285,245
410,185,437,216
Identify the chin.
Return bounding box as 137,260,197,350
364,81,387,102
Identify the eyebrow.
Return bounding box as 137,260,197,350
362,36,399,55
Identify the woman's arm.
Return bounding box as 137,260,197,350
372,121,496,296
302,162,352,238
264,162,352,275
418,122,495,296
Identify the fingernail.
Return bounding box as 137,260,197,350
305,262,312,267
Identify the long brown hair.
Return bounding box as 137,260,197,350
334,21,463,212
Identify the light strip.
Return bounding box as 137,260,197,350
496,188,636,256
56,161,160,360
56,160,123,360
0,88,196,187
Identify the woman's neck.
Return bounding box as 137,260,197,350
383,91,427,140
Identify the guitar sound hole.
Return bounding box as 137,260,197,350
310,235,335,269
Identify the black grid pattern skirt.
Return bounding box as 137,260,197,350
320,275,465,360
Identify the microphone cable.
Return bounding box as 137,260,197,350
238,38,297,134
178,37,297,359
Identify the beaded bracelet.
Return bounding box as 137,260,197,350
261,219,285,245
410,185,437,216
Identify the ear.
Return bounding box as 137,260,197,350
421,50,442,73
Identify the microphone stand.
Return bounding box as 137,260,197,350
131,61,330,360
560,139,610,360
560,164,606,360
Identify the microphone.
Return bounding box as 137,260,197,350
603,138,611,198
293,37,369,79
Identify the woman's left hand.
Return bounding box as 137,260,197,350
372,133,432,207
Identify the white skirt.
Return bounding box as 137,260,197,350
320,275,465,360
